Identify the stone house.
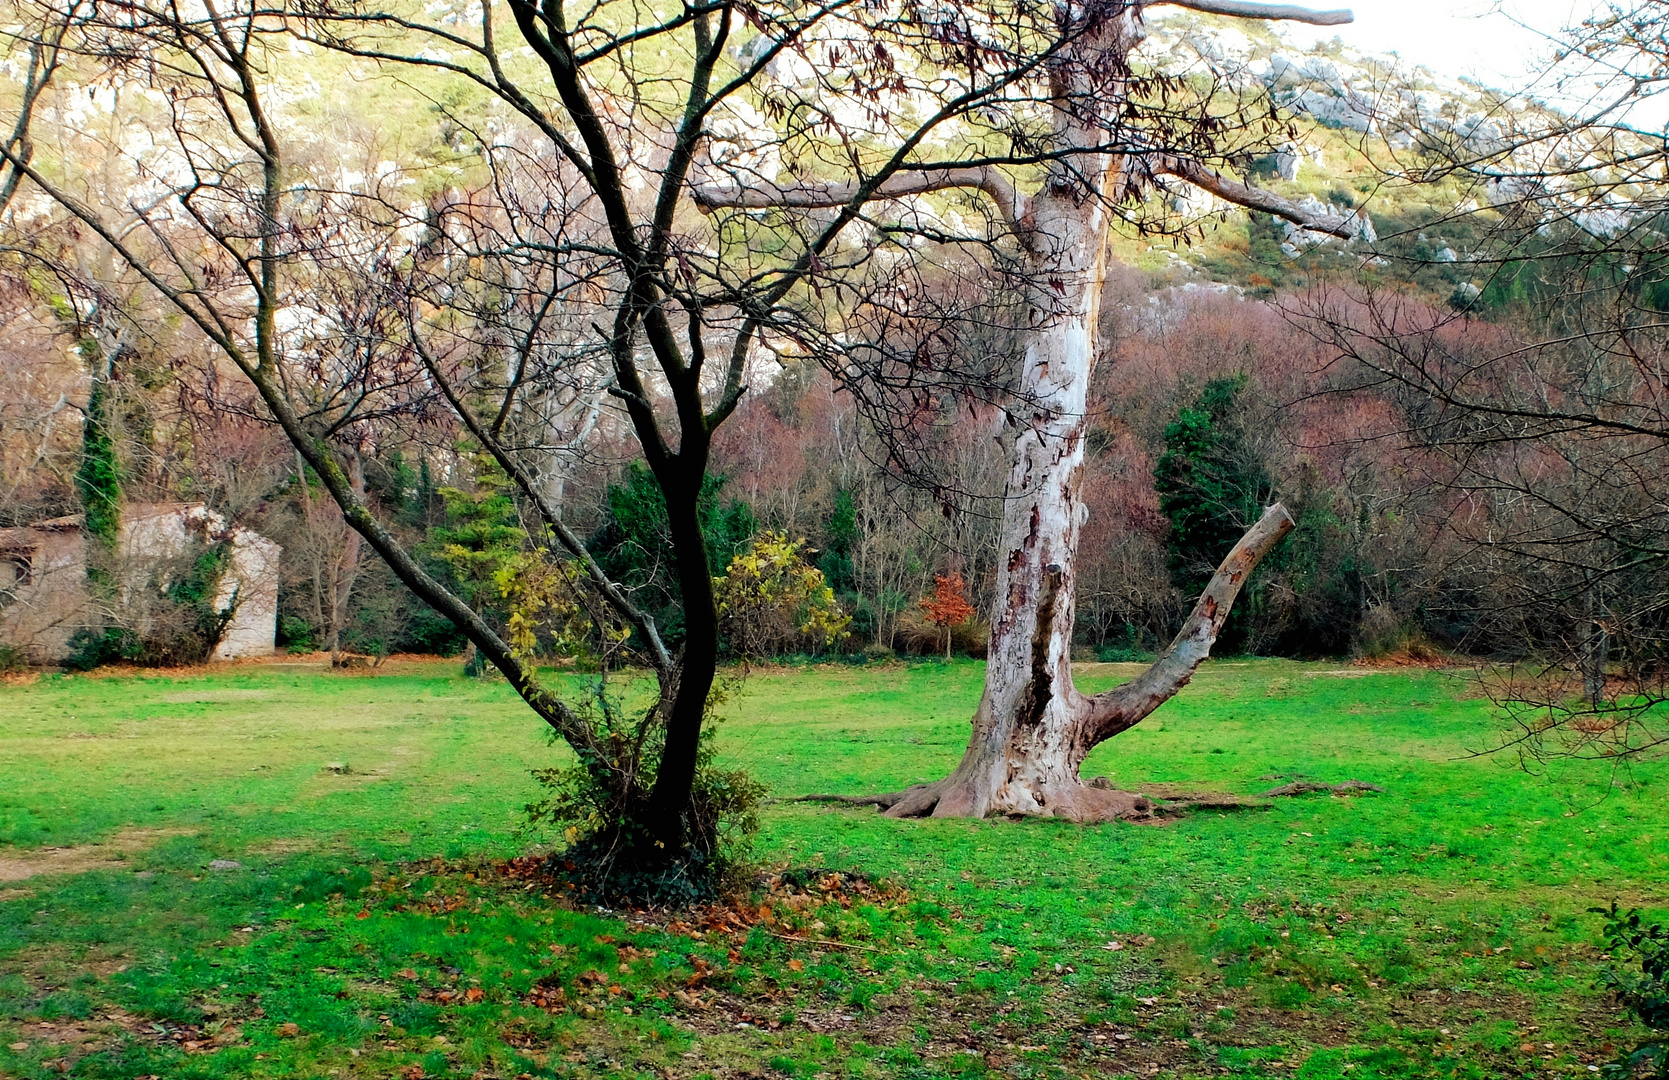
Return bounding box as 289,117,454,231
0,503,281,665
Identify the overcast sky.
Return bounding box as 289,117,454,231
1274,0,1668,128
1282,0,1582,82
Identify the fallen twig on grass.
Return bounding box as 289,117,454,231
764,930,878,952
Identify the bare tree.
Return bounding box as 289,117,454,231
1293,1,1669,762
694,0,1362,820
0,0,727,870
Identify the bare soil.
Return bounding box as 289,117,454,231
0,828,186,882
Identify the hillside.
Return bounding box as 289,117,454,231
1121,12,1559,302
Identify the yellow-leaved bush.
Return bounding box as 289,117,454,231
493,548,628,667
713,533,850,659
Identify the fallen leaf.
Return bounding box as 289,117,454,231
465,988,484,1003
787,959,804,972
398,969,418,980
276,1023,300,1038
9,1042,27,1051
356,910,370,920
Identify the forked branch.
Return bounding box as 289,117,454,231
1154,158,1360,238
799,504,1296,822
1081,502,1296,740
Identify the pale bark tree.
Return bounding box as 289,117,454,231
699,0,1362,820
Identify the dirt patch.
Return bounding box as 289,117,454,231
0,828,188,882
245,836,318,856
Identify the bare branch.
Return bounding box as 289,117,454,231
1155,157,1359,239
1083,502,1298,741
692,166,1025,230
406,326,677,680
1146,0,1353,25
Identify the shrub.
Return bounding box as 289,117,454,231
714,533,850,660
278,615,317,653
525,681,766,906
1592,902,1669,1076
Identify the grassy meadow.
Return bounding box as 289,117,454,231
0,657,1661,1079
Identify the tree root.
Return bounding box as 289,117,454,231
794,778,1383,822
1144,791,1272,813
793,781,948,815
1257,780,1383,798
792,792,909,809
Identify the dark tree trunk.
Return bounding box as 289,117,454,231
645,458,720,851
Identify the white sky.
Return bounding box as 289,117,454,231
1277,0,1668,128
1283,0,1585,84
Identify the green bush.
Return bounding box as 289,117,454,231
1593,902,1669,1076
525,683,766,905
278,615,317,653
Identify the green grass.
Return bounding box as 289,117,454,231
0,657,1662,1079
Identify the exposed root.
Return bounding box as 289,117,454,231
792,781,949,815
799,779,1155,823
881,781,949,818
793,780,949,817
797,777,1384,825
1258,780,1383,798
1143,790,1273,813
792,792,909,809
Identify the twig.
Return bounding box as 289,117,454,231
765,930,878,952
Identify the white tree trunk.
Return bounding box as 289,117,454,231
888,501,1294,820
881,9,1299,821
687,1,1350,823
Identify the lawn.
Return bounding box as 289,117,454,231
0,657,1661,1079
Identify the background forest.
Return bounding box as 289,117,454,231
0,6,1661,680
